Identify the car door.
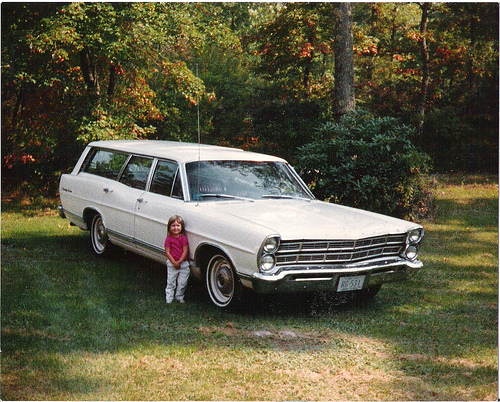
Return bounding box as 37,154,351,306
102,155,153,247
134,159,185,263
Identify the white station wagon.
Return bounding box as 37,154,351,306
58,140,424,309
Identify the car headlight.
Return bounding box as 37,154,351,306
262,236,280,254
405,244,419,261
259,254,276,272
258,235,280,274
407,228,424,244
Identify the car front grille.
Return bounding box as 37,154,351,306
276,234,406,266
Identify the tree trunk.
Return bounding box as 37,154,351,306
108,65,116,100
466,4,479,115
12,85,25,128
390,4,399,54
80,47,100,97
417,2,430,132
366,3,379,80
303,58,311,92
333,2,355,118
303,34,314,93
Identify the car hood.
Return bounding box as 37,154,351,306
204,199,418,240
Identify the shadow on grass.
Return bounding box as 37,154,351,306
434,197,498,228
3,227,496,329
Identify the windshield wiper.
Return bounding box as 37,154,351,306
200,193,254,202
262,194,293,199
262,194,312,201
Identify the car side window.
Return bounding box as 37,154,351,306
84,149,128,180
150,160,183,199
171,172,183,199
119,156,153,190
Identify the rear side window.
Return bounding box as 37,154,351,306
84,149,128,180
150,160,183,199
171,173,183,199
120,156,153,190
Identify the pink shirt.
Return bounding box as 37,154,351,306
164,235,188,261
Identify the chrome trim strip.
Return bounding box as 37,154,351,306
107,229,164,256
134,238,165,255
107,229,134,244
63,209,85,225
295,277,331,282
277,234,406,253
252,257,423,282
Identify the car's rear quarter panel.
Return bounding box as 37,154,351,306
59,172,108,229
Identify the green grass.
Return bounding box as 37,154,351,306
2,177,498,400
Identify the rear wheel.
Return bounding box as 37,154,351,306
90,214,111,256
206,253,241,309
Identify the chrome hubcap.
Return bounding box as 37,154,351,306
215,265,233,297
92,216,107,253
208,256,234,305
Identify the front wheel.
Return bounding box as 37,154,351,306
206,254,241,309
90,214,111,256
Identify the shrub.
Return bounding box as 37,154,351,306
296,110,432,220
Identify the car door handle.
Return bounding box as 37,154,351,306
103,188,113,193
137,198,146,204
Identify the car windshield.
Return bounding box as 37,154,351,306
186,161,314,201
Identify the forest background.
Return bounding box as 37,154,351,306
2,2,498,204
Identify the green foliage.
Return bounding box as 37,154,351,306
352,3,498,173
297,111,432,219
1,3,498,198
1,3,216,192
248,98,326,162
77,110,155,144
247,3,335,98
421,107,498,173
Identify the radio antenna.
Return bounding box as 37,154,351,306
196,62,201,206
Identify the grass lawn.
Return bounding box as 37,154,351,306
2,176,498,400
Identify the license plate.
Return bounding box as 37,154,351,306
337,275,365,292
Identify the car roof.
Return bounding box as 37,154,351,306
88,140,287,164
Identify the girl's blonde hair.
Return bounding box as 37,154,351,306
167,215,186,235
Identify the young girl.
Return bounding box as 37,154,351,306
164,215,190,304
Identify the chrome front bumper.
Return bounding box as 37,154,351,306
251,257,423,293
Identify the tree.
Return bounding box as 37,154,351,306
352,3,423,120
417,2,431,131
1,3,215,192
332,3,355,117
247,3,335,98
2,2,498,198
421,2,499,172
